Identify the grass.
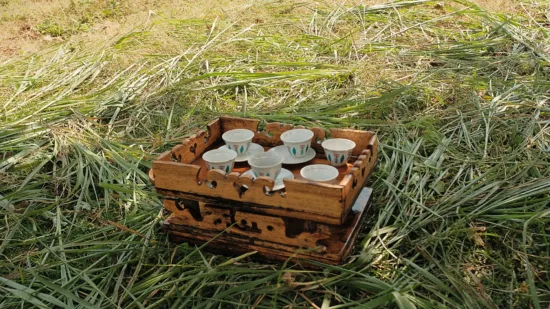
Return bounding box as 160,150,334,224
1,0,550,308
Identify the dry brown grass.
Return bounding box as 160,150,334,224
0,0,525,59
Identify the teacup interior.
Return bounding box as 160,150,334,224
301,165,338,182
203,149,237,163
222,129,254,142
322,138,356,151
249,153,283,167
281,129,314,143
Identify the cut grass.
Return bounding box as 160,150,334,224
1,0,550,308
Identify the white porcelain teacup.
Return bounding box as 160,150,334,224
248,152,284,180
202,148,237,174
222,129,254,155
300,164,339,184
322,138,356,166
280,129,314,158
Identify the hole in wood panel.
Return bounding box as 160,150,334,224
190,143,197,154
368,154,372,163
267,225,274,231
352,178,358,189
205,211,212,215
283,218,317,238
316,239,328,247
316,239,328,253
182,200,203,221
233,183,248,198
177,154,182,162
206,180,217,189
204,136,209,144
361,167,365,178
214,218,222,225
175,200,185,211
240,219,247,225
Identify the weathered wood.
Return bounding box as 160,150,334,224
169,119,222,164
149,150,171,185
220,116,260,133
163,188,373,265
152,161,201,187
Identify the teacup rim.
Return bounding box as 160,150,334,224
248,152,284,168
281,128,314,143
202,148,237,163
300,164,339,182
321,138,356,151
222,129,255,143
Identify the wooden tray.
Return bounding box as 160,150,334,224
163,188,373,265
149,116,378,225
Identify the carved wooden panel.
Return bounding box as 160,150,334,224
163,188,373,265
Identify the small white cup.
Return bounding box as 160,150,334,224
280,129,314,158
222,129,254,155
300,164,339,184
202,148,237,174
248,152,284,180
322,138,356,166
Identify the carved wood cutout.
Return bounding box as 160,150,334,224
171,119,222,164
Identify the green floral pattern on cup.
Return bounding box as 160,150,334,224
208,163,232,173
228,143,251,154
325,151,349,166
287,144,310,157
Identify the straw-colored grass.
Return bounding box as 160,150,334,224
1,0,549,308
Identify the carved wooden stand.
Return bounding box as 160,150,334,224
150,116,378,265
